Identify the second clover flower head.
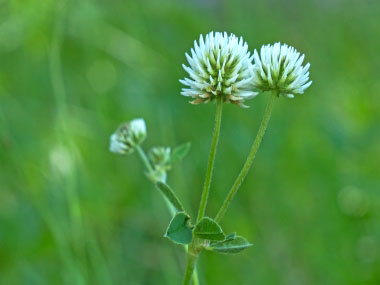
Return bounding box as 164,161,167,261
180,31,258,108
109,118,147,155
252,42,312,98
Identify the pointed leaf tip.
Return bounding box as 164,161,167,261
209,236,253,254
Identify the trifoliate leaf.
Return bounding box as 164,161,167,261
155,182,185,212
165,212,193,245
194,217,225,241
171,142,191,164
209,236,253,254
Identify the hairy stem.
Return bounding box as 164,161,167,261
192,266,199,285
215,90,277,223
136,145,200,285
182,249,199,285
136,145,154,173
196,96,224,222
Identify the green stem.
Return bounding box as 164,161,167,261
135,145,200,285
215,90,277,223
192,266,199,285
183,250,199,285
196,96,224,222
136,145,154,173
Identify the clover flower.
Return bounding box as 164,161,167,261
180,31,257,107
109,118,147,155
252,42,312,98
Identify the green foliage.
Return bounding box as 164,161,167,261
171,142,191,164
155,181,185,212
209,236,253,254
194,217,225,241
165,212,193,245
1,0,379,284
224,232,236,241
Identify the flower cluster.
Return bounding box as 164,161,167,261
251,42,312,98
180,33,312,103
180,32,257,107
109,118,147,155
109,119,189,183
109,31,314,285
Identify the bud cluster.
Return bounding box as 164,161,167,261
147,146,172,183
109,118,147,155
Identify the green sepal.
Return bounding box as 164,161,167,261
155,182,185,212
171,142,191,164
165,212,193,245
208,235,253,254
194,217,225,241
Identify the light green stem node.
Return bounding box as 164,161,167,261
196,96,224,222
215,90,277,223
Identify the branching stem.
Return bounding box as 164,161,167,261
215,90,277,223
182,249,199,285
136,144,200,285
136,145,154,173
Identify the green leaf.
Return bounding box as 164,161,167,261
208,236,253,254
171,142,191,164
194,217,225,241
225,232,236,241
155,182,185,212
165,212,193,245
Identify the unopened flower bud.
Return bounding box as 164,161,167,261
109,118,147,155
146,146,172,183
149,147,171,171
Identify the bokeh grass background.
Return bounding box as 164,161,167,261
1,0,380,284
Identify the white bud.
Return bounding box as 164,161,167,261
129,118,147,144
109,118,147,155
109,133,131,155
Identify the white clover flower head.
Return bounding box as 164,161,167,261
109,118,147,155
180,31,258,107
252,42,312,98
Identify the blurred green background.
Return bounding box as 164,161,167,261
1,0,379,284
